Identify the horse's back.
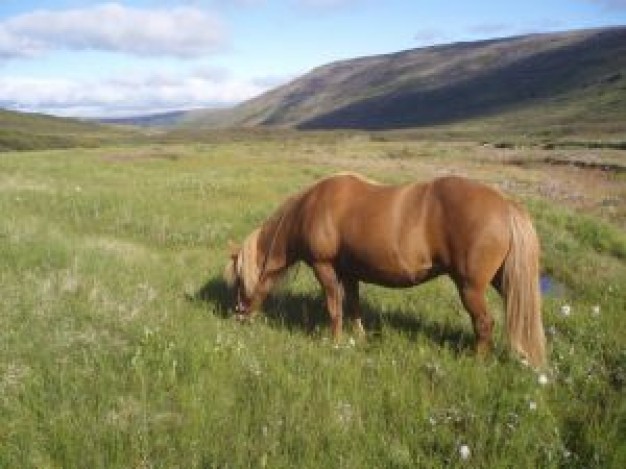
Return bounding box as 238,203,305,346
293,173,390,257
432,176,507,209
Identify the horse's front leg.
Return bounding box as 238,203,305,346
312,262,344,341
344,278,366,339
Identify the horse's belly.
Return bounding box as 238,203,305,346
341,250,437,288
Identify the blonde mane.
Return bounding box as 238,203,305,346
329,171,381,186
224,228,261,297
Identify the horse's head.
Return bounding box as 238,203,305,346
224,229,261,319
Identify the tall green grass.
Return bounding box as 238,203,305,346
1,140,624,468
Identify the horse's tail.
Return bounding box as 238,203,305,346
502,204,546,368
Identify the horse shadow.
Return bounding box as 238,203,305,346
189,277,475,354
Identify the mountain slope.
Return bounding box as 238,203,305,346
185,26,626,133
0,109,139,151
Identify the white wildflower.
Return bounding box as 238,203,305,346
538,373,549,386
529,400,537,411
560,304,571,316
459,444,471,460
335,401,354,427
591,305,600,316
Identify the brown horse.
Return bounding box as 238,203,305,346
224,173,546,367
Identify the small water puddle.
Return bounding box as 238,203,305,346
540,275,567,297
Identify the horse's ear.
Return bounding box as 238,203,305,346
227,240,240,258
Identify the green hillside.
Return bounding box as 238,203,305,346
0,109,141,151
181,27,626,139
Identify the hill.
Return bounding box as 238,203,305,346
182,26,626,137
0,109,141,151
98,110,188,128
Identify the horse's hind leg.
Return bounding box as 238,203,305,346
456,282,494,358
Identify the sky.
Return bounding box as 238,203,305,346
0,0,625,118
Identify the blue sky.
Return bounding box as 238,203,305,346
0,0,624,117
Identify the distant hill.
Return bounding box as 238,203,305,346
0,109,140,151
181,26,626,136
98,110,188,127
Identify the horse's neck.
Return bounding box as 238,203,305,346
258,207,291,274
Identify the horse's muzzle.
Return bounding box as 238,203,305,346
234,295,252,320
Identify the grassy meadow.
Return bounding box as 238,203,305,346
1,136,625,468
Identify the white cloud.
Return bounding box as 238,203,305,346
0,69,273,117
0,2,227,59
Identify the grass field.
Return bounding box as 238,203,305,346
1,136,625,468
